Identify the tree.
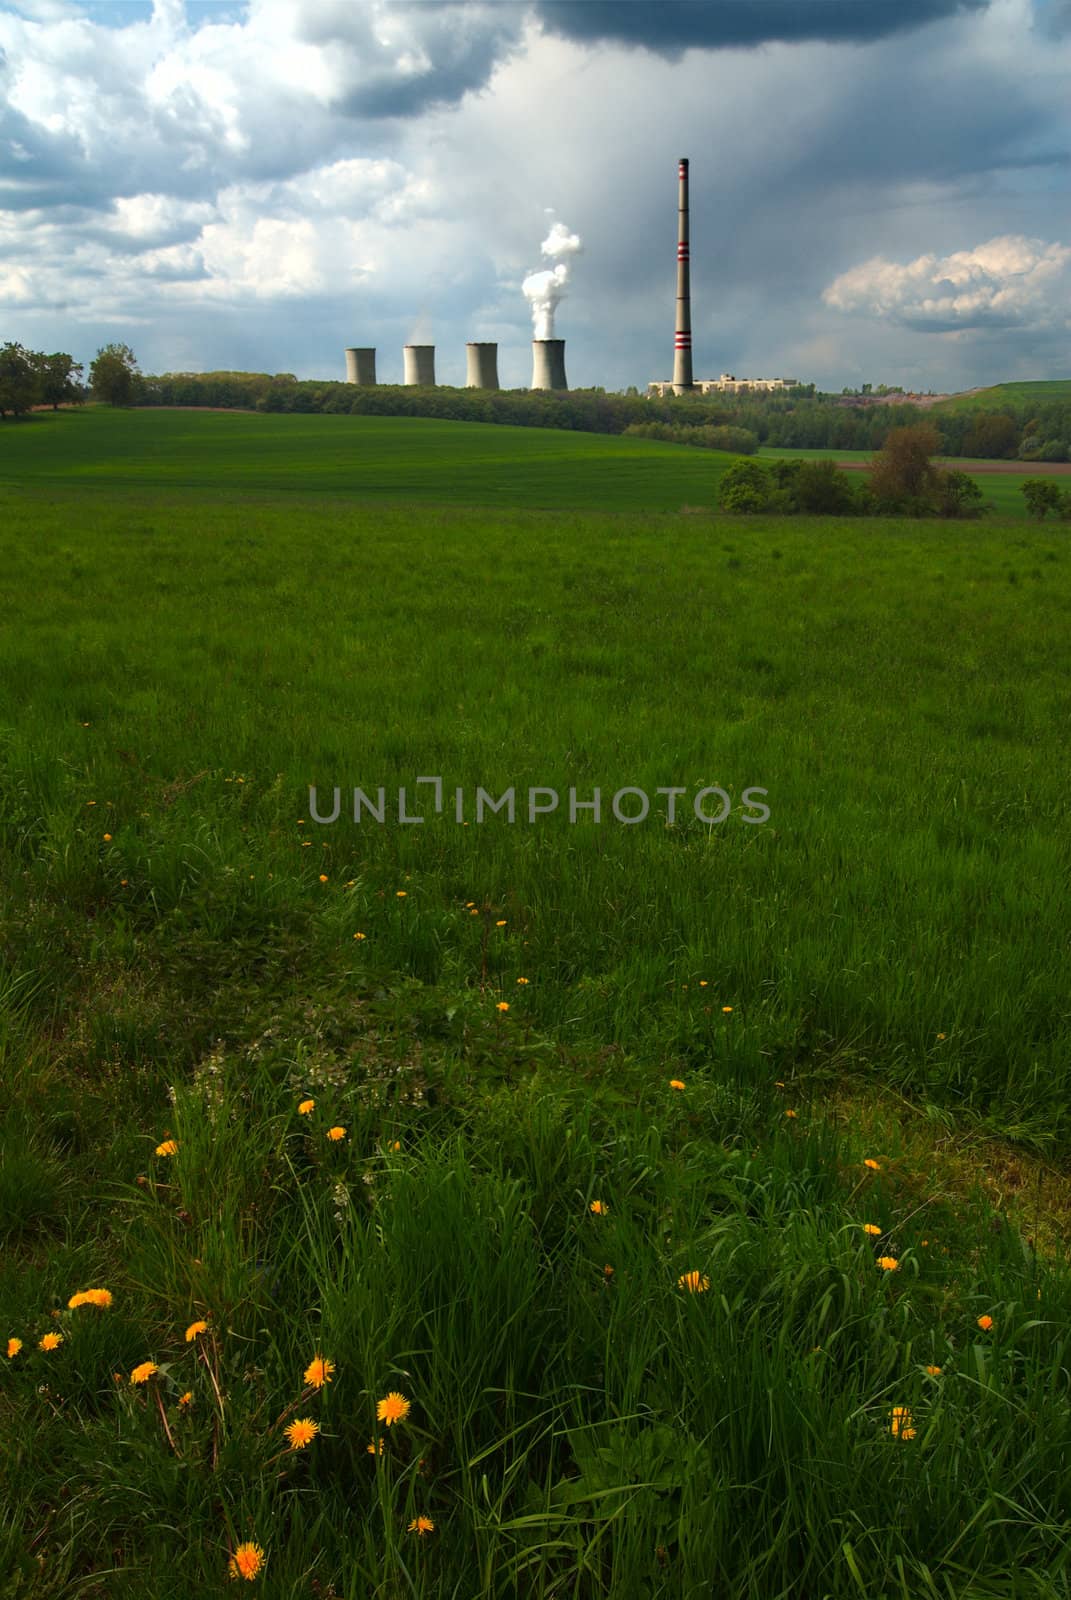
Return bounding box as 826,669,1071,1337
792,458,859,514
962,412,1019,459
90,343,140,406
867,423,943,511
0,341,39,418
1021,479,1062,520
33,351,84,410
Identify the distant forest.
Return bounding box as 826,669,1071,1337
137,370,1071,460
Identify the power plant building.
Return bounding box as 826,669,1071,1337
530,339,568,391
345,347,377,385
466,343,500,389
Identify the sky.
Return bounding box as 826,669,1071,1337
1,0,1069,394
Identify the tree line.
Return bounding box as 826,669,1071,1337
0,341,142,417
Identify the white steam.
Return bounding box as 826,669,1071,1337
522,219,583,339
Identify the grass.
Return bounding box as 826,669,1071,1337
1,408,1070,1596
930,381,1071,412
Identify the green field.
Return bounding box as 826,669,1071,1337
931,380,1071,413
2,409,1071,1597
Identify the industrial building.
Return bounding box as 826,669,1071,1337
341,339,567,392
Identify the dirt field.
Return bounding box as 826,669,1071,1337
837,458,1071,475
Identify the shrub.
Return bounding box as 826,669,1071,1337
1022,479,1063,520
719,459,771,513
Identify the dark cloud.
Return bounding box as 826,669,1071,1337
534,0,991,53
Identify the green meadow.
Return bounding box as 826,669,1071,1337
1,408,1070,1598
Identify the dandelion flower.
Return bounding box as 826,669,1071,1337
69,1288,113,1309
669,1079,686,1091
376,1391,411,1426
925,1365,942,1376
319,874,328,883
678,1271,711,1293
185,1320,208,1342
699,980,708,988
775,1080,785,1087
517,977,529,984
920,1239,929,1247
589,1200,607,1215
39,1333,63,1352
937,1032,946,1040
785,1109,798,1119
496,1001,509,1012
877,1256,900,1272
130,1361,158,1383
722,1006,733,1014
409,1516,435,1536
367,1437,385,1455
155,1139,178,1157
396,891,407,898
298,1099,315,1114
862,1224,882,1237
890,1406,916,1440
327,1126,346,1142
228,1542,266,1581
103,832,112,841
7,1338,22,1358
178,1391,193,1407
304,1355,335,1388
391,1140,401,1151
603,1264,614,1277
354,932,366,940
285,1418,320,1450
977,1315,994,1331
864,1158,881,1171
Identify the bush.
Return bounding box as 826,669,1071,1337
719,459,771,512
792,458,859,515
1022,479,1063,520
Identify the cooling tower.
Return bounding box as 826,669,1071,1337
465,342,500,389
403,345,436,386
531,339,568,392
672,157,694,394
344,347,376,385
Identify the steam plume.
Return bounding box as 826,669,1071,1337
522,218,583,339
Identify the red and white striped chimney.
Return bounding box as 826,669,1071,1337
672,157,694,394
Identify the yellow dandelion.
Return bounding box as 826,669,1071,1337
391,1140,401,1151
496,919,506,927
775,1080,785,1087
178,1391,193,1407
603,1264,614,1277
925,1365,942,1376
877,1257,900,1272
367,1437,385,1455
69,1287,113,1309
409,1516,435,1536
977,1314,994,1331
103,832,112,841
890,1406,916,1440
937,1032,946,1040
130,1360,158,1383
228,1542,266,1581
185,1320,208,1342
496,1001,509,1012
669,1079,686,1090
920,1239,929,1247
284,1418,320,1450
699,980,708,987
38,1332,63,1352
678,1271,711,1293
304,1355,335,1388
7,1338,22,1358
376,1391,411,1426
155,1139,178,1157
353,931,366,940
298,1098,315,1114
785,1109,798,1119
517,976,529,984
722,1006,733,1014
396,890,407,898
862,1224,882,1237
589,1200,607,1215
864,1158,881,1171
319,874,328,883
327,1126,346,1142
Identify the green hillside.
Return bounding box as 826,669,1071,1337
933,379,1071,412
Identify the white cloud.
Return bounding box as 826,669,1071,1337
823,235,1071,330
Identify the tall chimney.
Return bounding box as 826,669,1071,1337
403,345,436,386
466,343,500,389
672,157,693,394
345,347,376,385
531,339,568,391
